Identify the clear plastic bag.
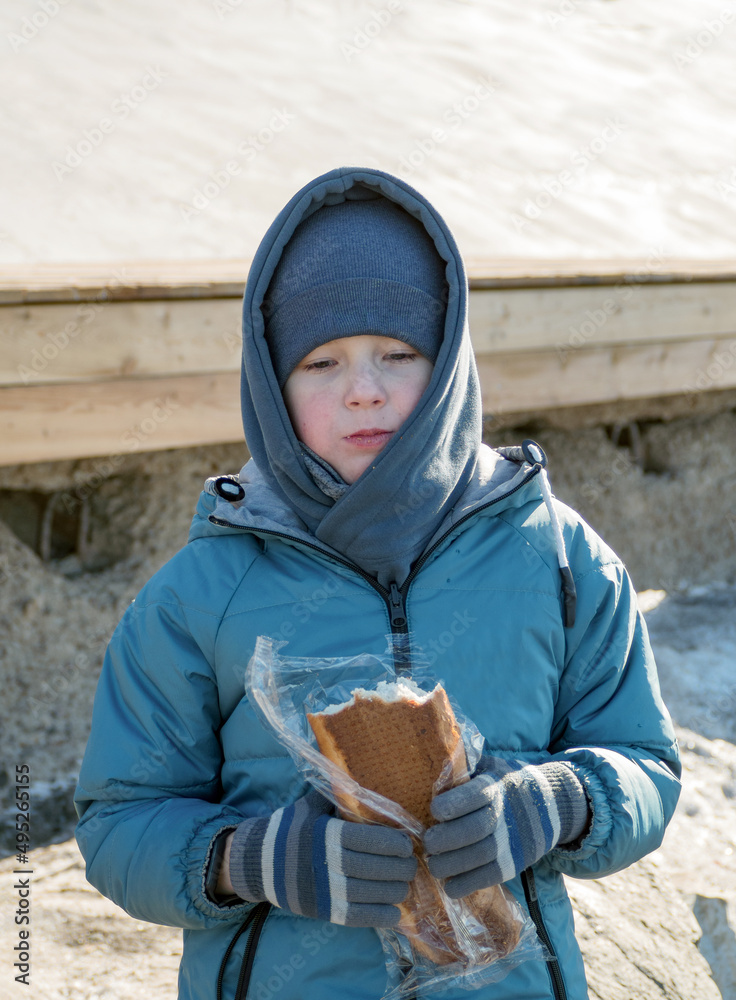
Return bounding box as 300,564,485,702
245,633,544,997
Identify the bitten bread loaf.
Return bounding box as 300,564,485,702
307,680,521,966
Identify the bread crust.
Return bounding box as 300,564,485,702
307,684,521,966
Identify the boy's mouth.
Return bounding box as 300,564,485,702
344,429,394,448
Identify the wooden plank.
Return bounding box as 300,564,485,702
2,258,736,305
0,261,249,305
466,258,736,289
0,299,242,386
0,373,243,466
2,334,735,466
3,280,736,387
477,334,736,413
468,281,736,355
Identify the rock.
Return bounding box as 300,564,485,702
693,896,736,1000
568,856,722,999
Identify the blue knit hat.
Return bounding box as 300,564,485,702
263,197,448,387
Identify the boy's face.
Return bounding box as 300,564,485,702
283,335,433,484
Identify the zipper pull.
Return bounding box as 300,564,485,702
523,867,538,901
388,582,407,629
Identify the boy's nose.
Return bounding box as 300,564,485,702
345,368,386,407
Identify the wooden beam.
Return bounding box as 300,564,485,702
0,261,249,305
2,258,736,305
466,258,736,289
0,299,242,386
2,259,735,465
468,281,736,354
0,373,243,466
476,334,736,413
2,281,735,388
2,334,734,466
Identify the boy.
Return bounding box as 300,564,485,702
75,167,681,1000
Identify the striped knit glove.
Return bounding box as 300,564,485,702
423,758,590,898
228,789,417,927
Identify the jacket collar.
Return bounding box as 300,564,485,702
190,445,541,565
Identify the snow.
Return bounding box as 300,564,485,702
1,0,736,264
642,585,736,994
646,585,736,745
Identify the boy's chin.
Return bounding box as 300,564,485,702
321,442,390,484
334,456,374,485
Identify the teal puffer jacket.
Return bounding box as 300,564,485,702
75,447,681,1000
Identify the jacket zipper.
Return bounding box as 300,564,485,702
390,464,540,611
214,464,542,996
210,464,541,643
217,901,271,1000
234,902,271,1000
521,869,567,1000
388,581,409,632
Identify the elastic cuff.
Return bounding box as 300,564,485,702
185,814,257,921
548,763,613,865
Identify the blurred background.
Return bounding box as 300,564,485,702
2,0,736,262
1,2,735,998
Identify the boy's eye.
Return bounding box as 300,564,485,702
386,351,417,362
303,359,335,371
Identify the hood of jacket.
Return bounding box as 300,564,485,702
238,166,483,588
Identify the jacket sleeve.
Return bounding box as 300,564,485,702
74,560,255,929
543,518,681,880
